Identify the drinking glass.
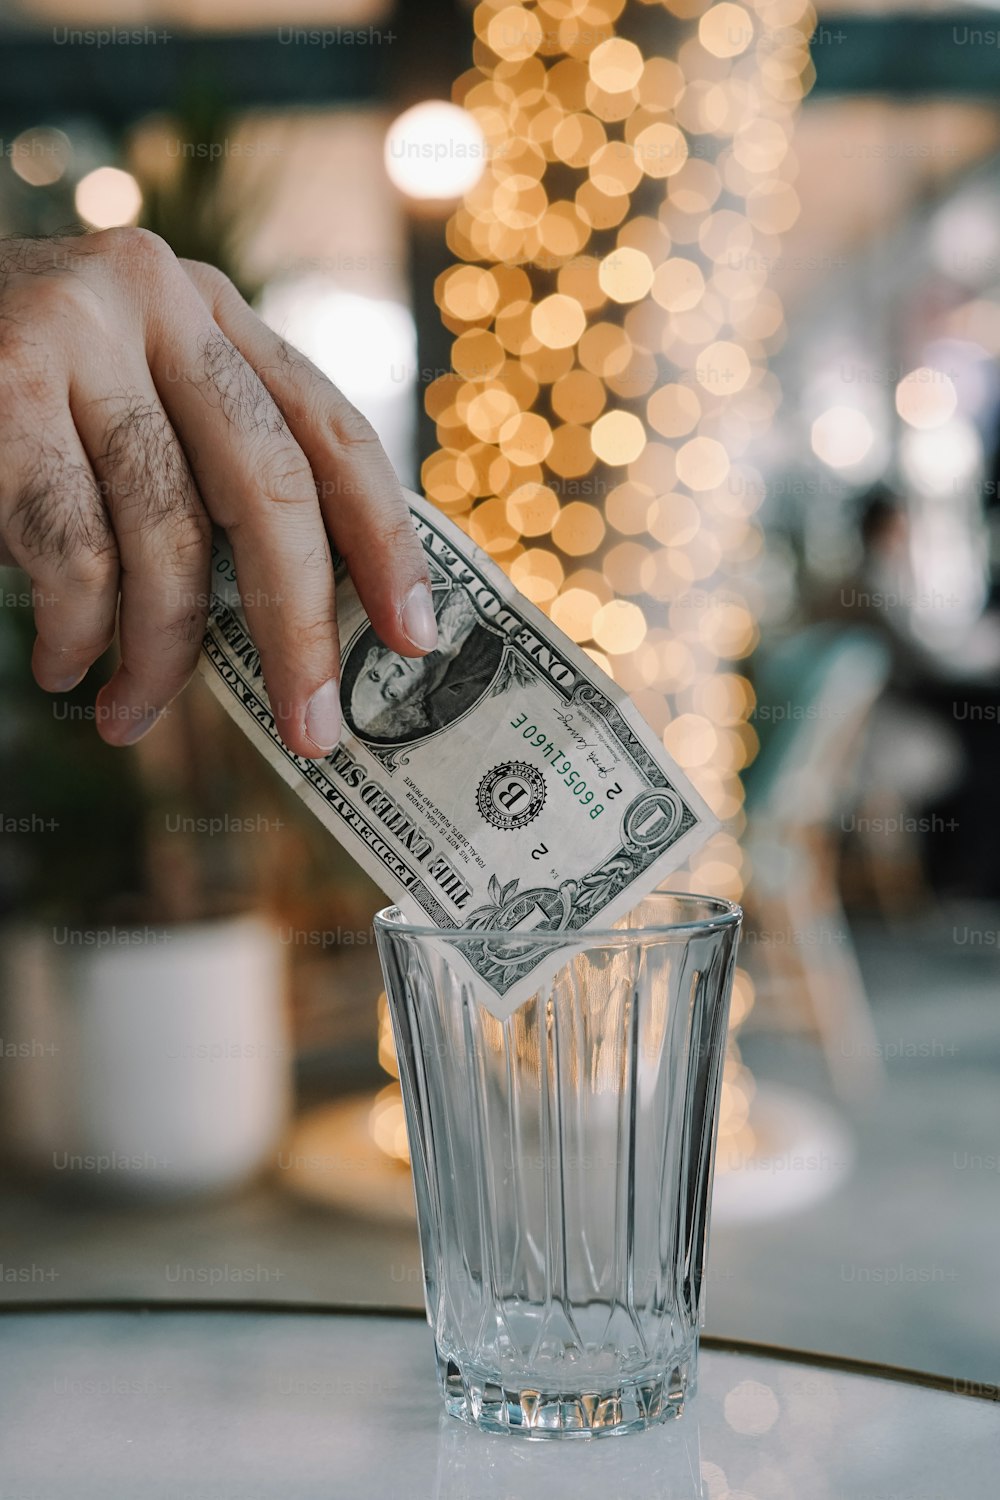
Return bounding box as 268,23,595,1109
374,891,742,1438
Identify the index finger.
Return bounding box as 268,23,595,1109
144,271,343,757
181,260,439,660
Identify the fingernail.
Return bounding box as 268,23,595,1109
117,711,163,746
305,679,342,752
400,582,438,652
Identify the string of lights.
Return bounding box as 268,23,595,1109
419,0,816,1163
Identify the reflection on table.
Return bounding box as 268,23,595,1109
1,1307,995,1500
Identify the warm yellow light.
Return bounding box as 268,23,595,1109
469,496,519,554
552,112,607,168
648,492,700,546
656,638,698,690
652,258,705,313
506,482,561,536
699,3,754,58
557,255,607,312
494,299,537,353
578,322,632,377
385,101,488,201
676,435,730,490
663,712,719,768
647,382,701,437
576,178,631,230
75,167,142,229
591,410,647,465
552,501,606,555
520,342,576,384
697,599,757,658
439,265,500,321
539,202,590,258
493,137,547,187
422,448,478,508
746,180,800,234
695,672,756,726
551,587,601,641
552,369,607,423
895,367,958,430
695,340,752,394
617,212,669,259
510,548,565,604
668,160,723,217
369,1084,410,1164
376,992,399,1080
629,439,676,492
531,293,587,349
499,410,554,464
548,422,597,477
733,118,789,174
487,4,544,60
638,56,685,112
607,480,655,535
589,143,644,198
584,647,614,678
633,122,688,180
599,246,654,303
728,969,756,1028
586,81,641,124
589,37,645,93
502,358,540,411
593,599,647,653
11,126,71,187
563,566,612,606
493,178,548,231
424,0,806,1014
452,328,506,380
603,540,650,594
466,386,519,442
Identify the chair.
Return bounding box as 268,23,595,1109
742,625,892,1102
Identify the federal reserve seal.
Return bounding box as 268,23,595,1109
476,761,546,832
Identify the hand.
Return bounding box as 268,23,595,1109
0,229,438,756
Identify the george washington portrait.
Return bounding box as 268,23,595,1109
342,586,504,746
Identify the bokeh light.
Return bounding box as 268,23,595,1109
592,409,647,465
532,293,588,348
11,126,72,187
895,367,959,430
699,3,754,59
385,101,488,202
74,167,142,229
810,405,875,470
589,37,645,93
421,0,816,948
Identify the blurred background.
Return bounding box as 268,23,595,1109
0,0,998,1390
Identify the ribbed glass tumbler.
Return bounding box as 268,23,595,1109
374,892,742,1438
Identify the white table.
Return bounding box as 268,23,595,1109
1,1304,995,1498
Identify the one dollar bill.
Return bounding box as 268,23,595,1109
198,491,718,1019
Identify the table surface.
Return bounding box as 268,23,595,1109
0,1304,996,1500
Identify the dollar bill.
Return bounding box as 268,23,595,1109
198,491,718,1019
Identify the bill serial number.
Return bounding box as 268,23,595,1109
510,712,624,819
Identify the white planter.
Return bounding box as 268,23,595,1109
0,913,290,1199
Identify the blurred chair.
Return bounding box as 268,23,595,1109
847,698,962,920
743,626,892,1102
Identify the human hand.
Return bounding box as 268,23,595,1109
0,229,438,756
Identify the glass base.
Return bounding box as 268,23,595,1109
437,1349,696,1438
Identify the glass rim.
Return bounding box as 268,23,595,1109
373,890,743,945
